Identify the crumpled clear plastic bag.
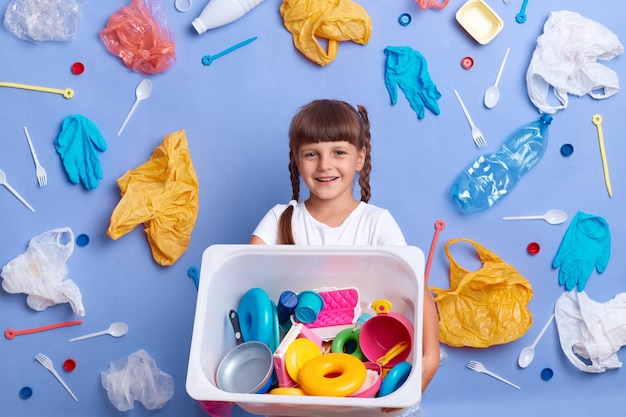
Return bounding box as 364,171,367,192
526,10,623,114
101,349,174,411
280,0,372,66
99,0,176,75
107,130,199,266
0,227,85,316
430,238,533,348
3,0,83,43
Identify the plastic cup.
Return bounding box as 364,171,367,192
295,290,324,324
277,291,298,324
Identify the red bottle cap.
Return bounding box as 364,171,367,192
527,242,540,255
71,62,85,75
63,358,77,372
461,56,474,69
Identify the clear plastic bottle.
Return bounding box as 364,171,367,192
451,113,553,213
192,0,264,34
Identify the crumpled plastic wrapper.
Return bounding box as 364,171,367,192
416,0,448,10
107,130,199,266
3,0,83,43
430,238,533,348
101,349,174,411
526,10,623,114
0,227,85,316
555,290,626,373
280,0,372,66
100,0,176,75
198,401,233,417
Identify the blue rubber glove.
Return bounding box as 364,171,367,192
552,211,610,291
384,46,441,119
55,114,107,190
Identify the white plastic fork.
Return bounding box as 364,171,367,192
467,360,520,389
503,0,513,4
0,168,34,212
35,353,78,401
454,89,486,148
23,126,47,187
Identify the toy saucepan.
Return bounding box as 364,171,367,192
215,341,274,393
359,299,413,368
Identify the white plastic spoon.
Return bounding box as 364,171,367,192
502,209,567,225
117,79,152,136
69,322,128,342
517,313,555,368
484,47,510,109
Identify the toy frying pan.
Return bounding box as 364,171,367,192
216,341,274,393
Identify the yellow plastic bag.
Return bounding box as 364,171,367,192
430,238,533,348
107,130,199,266
280,0,372,66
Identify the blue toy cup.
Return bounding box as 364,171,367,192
295,290,324,324
277,291,299,323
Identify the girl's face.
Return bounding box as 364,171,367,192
296,141,365,204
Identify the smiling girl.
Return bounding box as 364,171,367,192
250,99,440,392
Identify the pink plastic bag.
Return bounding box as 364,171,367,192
198,401,233,417
99,0,176,75
416,0,449,10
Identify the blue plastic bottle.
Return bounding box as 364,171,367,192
451,113,553,213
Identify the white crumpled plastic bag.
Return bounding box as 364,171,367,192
101,349,174,411
0,227,85,316
555,290,626,373
526,10,623,114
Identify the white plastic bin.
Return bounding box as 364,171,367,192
186,245,425,417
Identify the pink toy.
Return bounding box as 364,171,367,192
304,287,361,340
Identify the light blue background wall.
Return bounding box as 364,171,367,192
0,0,625,416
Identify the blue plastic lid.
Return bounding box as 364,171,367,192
398,13,412,26
76,234,89,247
540,113,553,125
20,386,33,399
560,144,574,157
541,367,553,380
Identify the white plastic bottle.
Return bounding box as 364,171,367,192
192,0,264,34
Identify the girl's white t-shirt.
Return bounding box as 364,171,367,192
252,201,407,246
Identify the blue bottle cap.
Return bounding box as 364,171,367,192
76,234,89,247
560,143,574,157
540,367,553,380
398,13,411,26
540,113,553,125
20,386,33,399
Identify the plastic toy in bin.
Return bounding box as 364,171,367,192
273,322,322,387
237,287,280,351
303,287,361,340
360,300,413,368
